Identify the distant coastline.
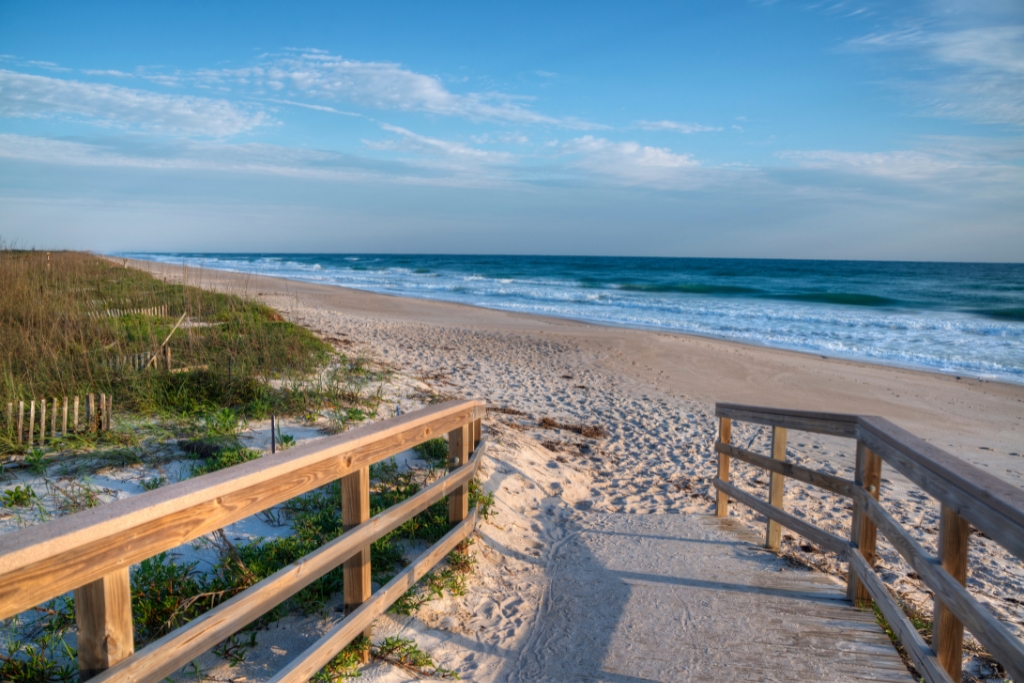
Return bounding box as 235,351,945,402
122,253,1024,385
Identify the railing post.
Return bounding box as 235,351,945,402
716,417,732,517
448,423,471,523
75,569,134,680
934,505,970,681
765,426,787,550
341,466,371,662
847,442,882,606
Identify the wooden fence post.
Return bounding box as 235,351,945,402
75,569,134,680
99,394,107,432
341,466,371,661
847,442,883,605
448,423,470,523
163,345,172,371
40,398,46,444
18,401,25,444
86,394,94,432
106,395,112,431
765,426,787,550
51,398,57,439
716,417,732,517
28,400,35,446
934,505,970,680
62,397,69,435
74,396,80,433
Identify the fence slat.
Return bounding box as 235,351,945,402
341,465,371,662
448,422,470,523
934,506,971,681
848,442,882,606
716,418,732,517
765,426,787,550
75,568,134,680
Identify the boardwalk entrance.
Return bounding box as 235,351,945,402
501,512,910,682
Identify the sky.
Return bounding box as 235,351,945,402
0,0,1022,260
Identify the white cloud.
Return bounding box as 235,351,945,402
0,70,269,136
562,136,702,187
780,149,962,179
849,24,1024,126
83,69,133,78
367,124,514,163
637,120,722,134
197,52,606,129
266,98,362,116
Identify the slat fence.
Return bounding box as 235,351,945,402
713,402,1024,683
5,393,112,447
0,399,486,682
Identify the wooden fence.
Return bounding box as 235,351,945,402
0,399,486,682
5,394,112,445
87,305,169,319
712,403,1024,683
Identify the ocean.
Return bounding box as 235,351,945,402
123,254,1024,385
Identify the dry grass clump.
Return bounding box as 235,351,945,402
539,416,608,438
0,247,331,421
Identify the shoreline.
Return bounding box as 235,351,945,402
130,257,1024,462
120,253,1024,387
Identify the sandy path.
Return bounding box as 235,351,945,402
132,260,1024,682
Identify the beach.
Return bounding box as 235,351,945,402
130,258,1024,681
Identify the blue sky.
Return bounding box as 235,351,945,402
0,0,1022,260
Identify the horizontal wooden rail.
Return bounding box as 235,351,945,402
713,402,1024,683
716,402,858,438
713,478,850,555
715,442,858,499
269,509,478,683
90,439,486,683
0,399,485,620
847,551,954,683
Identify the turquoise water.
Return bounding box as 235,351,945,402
123,253,1024,384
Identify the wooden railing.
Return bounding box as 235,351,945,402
713,403,1024,683
0,399,487,682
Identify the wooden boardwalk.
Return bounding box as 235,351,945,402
505,512,911,682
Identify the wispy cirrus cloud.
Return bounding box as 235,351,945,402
196,52,606,129
636,120,722,134
0,70,269,136
848,23,1024,126
365,124,515,165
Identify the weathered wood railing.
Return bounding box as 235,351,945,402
0,399,486,682
713,403,1024,683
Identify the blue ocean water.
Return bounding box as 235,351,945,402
124,253,1024,384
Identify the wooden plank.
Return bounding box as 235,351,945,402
73,395,80,433
0,399,485,620
715,441,857,499
90,440,486,683
51,398,57,438
75,568,134,680
341,466,371,662
62,397,68,435
856,490,1024,682
18,401,24,444
848,442,882,606
712,478,850,555
28,400,35,446
847,550,954,683
857,417,1024,561
39,398,46,443
448,423,470,523
716,418,732,517
766,426,787,551
268,510,478,683
934,505,970,681
715,403,858,438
